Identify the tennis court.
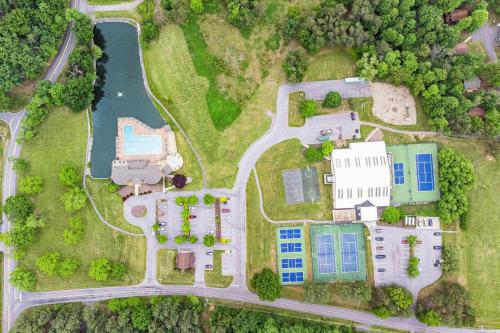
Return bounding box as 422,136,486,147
276,227,307,285
317,234,335,274
341,233,359,273
416,153,435,191
393,162,405,185
282,167,320,205
310,224,367,282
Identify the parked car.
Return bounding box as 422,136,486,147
376,246,384,250
350,112,356,120
208,230,215,234
222,208,231,213
160,227,166,231
320,129,332,135
433,262,441,267
433,245,442,250
159,222,167,226
375,254,386,259
188,206,197,211
206,251,213,256
496,27,500,43
189,215,197,219
416,240,422,244
401,239,408,244
377,268,386,272
205,264,213,269
434,232,441,236
375,228,383,233
375,237,384,241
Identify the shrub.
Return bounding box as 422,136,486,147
58,166,80,187
441,246,459,273
250,268,281,301
382,206,402,223
407,235,417,247
323,91,342,108
336,281,371,305
88,258,112,281
304,281,331,304
9,157,30,173
321,141,333,156
187,195,198,206
58,258,80,278
226,0,258,29
157,234,168,244
304,147,323,162
459,212,469,231
175,196,186,205
60,187,87,212
141,22,160,46
190,0,204,13
19,176,44,195
10,267,36,291
172,174,187,188
110,263,127,280
283,50,307,82
299,100,317,118
203,194,216,205
36,252,61,276
407,255,420,278
418,309,442,327
203,234,216,247
107,182,120,193
189,235,198,244
373,306,391,319
63,216,84,246
3,195,34,223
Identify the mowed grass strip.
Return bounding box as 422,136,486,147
143,24,271,188
304,48,357,81
93,10,143,23
157,249,194,285
20,108,146,291
180,16,240,130
255,139,333,221
85,178,143,234
205,250,233,288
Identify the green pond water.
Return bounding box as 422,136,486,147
91,22,165,178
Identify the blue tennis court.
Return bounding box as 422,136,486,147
279,228,302,239
280,242,302,253
281,258,303,269
416,153,435,191
317,234,335,274
282,271,304,283
341,233,359,273
393,162,405,185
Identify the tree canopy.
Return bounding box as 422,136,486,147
381,206,402,223
250,268,282,301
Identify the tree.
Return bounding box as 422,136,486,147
36,252,61,276
3,195,33,223
203,234,216,247
226,0,258,29
323,91,342,108
407,235,417,247
441,246,459,273
437,148,474,223
141,22,160,46
304,281,331,303
283,50,308,82
408,256,420,278
58,258,80,278
187,195,198,206
59,166,80,187
203,193,216,205
250,268,282,301
19,176,44,195
61,74,95,111
61,187,87,212
157,234,167,244
66,9,93,45
190,0,204,13
467,9,488,32
9,157,30,173
480,63,500,87
336,281,372,305
10,267,36,291
299,100,317,118
88,258,112,281
175,196,186,206
418,309,442,327
161,0,173,10
304,147,323,162
172,174,187,188
321,141,333,156
371,285,413,317
381,206,402,223
110,263,127,280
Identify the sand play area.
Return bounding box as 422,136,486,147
371,82,416,125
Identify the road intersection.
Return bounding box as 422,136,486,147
0,2,496,333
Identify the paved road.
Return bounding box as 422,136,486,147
85,0,145,12
471,22,498,63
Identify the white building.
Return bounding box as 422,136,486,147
330,141,391,209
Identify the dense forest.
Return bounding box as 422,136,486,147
11,296,356,333
0,0,67,107
282,0,499,136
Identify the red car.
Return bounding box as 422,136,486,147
189,215,197,219
222,208,231,213
401,240,408,244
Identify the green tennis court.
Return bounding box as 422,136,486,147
310,224,367,282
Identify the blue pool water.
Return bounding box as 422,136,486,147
123,125,162,155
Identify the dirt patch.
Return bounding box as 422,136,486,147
371,82,416,125
131,205,147,217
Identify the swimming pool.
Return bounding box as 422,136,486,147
123,125,162,155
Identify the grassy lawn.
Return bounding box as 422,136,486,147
20,108,146,290
93,10,143,23
143,24,272,188
399,203,437,217
204,250,233,288
157,249,194,285
2,80,37,112
255,139,333,221
288,92,305,127
304,48,357,81
85,178,143,234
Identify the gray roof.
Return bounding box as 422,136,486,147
111,164,162,185
464,77,481,90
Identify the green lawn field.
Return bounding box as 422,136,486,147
255,139,333,221
157,249,194,285
19,108,146,290
205,250,233,288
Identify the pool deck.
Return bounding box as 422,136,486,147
116,117,173,163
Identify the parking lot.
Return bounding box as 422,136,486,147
164,199,220,240
369,226,442,298
301,112,361,143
